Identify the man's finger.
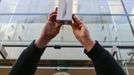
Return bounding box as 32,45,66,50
49,14,57,21
70,20,77,29
70,22,75,28
72,15,83,25
52,7,57,12
57,23,62,29
55,7,58,12
52,7,58,13
49,7,58,16
71,15,79,28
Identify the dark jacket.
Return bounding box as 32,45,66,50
8,41,126,75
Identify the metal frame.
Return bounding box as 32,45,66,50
128,50,134,63
0,13,134,16
0,59,93,67
0,44,7,59
2,44,134,49
121,0,134,37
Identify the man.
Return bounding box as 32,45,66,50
8,8,126,75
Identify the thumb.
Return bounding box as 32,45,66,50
56,22,63,29
70,21,76,29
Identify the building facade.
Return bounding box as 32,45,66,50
0,0,134,75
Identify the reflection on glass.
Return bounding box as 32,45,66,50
123,0,134,14
77,0,125,14
0,0,126,14
0,0,134,44
0,1,134,73
130,16,134,31
0,15,133,43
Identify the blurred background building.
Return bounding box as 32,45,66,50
0,0,134,75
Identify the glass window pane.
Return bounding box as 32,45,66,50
123,0,134,14
130,16,134,31
77,0,125,14
0,0,126,14
79,15,134,42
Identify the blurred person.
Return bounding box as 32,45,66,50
8,8,126,75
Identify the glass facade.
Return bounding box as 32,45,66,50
0,0,134,75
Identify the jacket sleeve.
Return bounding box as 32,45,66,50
8,41,46,75
84,41,126,75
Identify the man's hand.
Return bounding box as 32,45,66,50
35,8,63,48
71,15,95,52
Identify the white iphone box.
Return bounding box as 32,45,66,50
57,0,73,24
